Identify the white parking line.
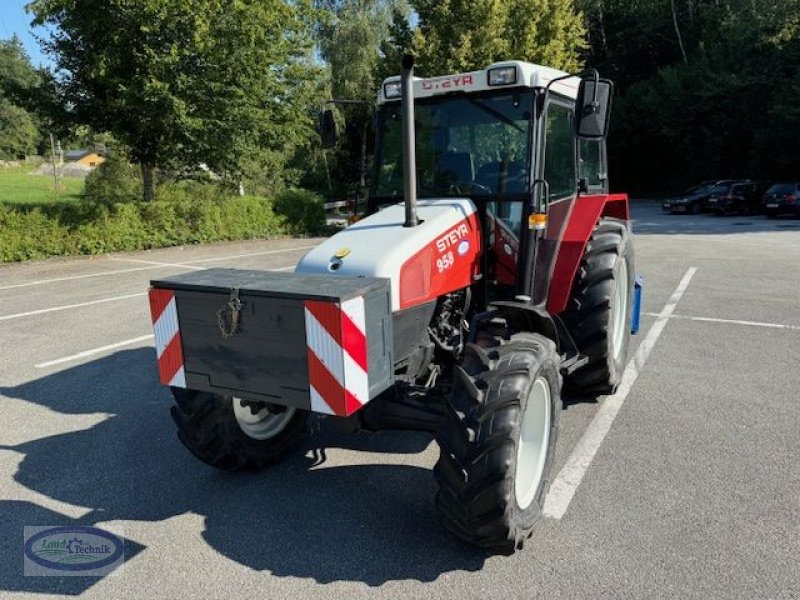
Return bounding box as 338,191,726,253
0,292,146,322
0,244,315,291
0,265,297,322
180,244,315,264
544,267,697,520
644,312,800,331
0,264,170,291
35,334,155,368
108,257,204,270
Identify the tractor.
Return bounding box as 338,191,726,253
148,56,638,554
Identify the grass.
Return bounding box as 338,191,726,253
0,165,85,206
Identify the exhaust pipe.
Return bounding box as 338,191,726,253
401,54,418,228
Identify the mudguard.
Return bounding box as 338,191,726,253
547,193,629,315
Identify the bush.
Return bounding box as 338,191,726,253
273,188,326,235
84,152,142,202
0,190,303,262
0,207,70,261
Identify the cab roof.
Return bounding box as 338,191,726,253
378,60,580,104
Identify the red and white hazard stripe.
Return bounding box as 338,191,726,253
148,289,186,388
304,297,369,416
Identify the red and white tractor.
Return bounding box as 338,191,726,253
148,56,638,554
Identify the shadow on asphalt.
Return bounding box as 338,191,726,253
0,349,485,593
630,201,800,235
0,500,146,595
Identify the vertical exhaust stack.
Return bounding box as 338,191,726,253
401,54,419,227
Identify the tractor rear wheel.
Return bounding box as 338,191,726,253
562,217,634,395
171,389,307,470
434,333,561,554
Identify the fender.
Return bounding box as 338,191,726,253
488,301,560,352
546,193,629,315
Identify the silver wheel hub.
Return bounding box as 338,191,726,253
515,377,552,510
232,397,295,440
612,259,629,361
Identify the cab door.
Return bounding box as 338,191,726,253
530,98,578,305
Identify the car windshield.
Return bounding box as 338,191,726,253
768,183,797,194
371,91,534,199
685,183,711,195
709,183,732,195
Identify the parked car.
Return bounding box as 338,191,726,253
664,180,735,214
704,180,761,215
763,182,800,218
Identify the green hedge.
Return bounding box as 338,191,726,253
0,187,325,262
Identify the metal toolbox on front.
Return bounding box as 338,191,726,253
148,269,394,417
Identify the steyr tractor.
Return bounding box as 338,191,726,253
148,56,638,554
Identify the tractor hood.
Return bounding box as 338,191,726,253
295,198,481,312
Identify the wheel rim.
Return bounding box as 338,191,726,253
232,397,295,440
515,377,552,510
612,259,629,361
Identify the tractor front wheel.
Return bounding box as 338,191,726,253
562,217,634,395
171,389,307,470
434,333,561,554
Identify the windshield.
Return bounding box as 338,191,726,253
768,183,798,194
371,91,534,199
709,183,732,195
685,183,712,195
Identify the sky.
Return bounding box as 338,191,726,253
0,0,53,67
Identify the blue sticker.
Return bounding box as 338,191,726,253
457,240,470,256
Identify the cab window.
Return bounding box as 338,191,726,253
543,103,576,201
579,138,605,192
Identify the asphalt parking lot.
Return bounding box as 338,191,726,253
0,202,798,599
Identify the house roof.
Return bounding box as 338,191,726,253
65,149,93,161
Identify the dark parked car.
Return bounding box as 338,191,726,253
704,181,761,215
664,180,735,214
764,182,800,218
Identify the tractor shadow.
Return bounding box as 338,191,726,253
0,349,485,592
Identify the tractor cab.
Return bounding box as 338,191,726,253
368,61,613,306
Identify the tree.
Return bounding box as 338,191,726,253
0,36,42,159
29,0,321,201
0,101,39,159
412,0,586,75
315,0,407,198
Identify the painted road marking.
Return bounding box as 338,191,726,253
0,244,315,291
644,312,800,331
107,257,204,270
0,265,296,322
0,264,173,291
179,244,315,264
543,267,697,520
35,334,155,369
0,292,146,322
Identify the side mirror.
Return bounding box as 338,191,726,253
318,109,337,148
575,77,613,139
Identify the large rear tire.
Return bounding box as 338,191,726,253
434,333,561,554
170,389,307,470
562,217,634,395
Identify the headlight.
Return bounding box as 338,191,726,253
383,81,402,99
488,66,517,86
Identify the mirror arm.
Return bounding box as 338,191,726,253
543,68,599,97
